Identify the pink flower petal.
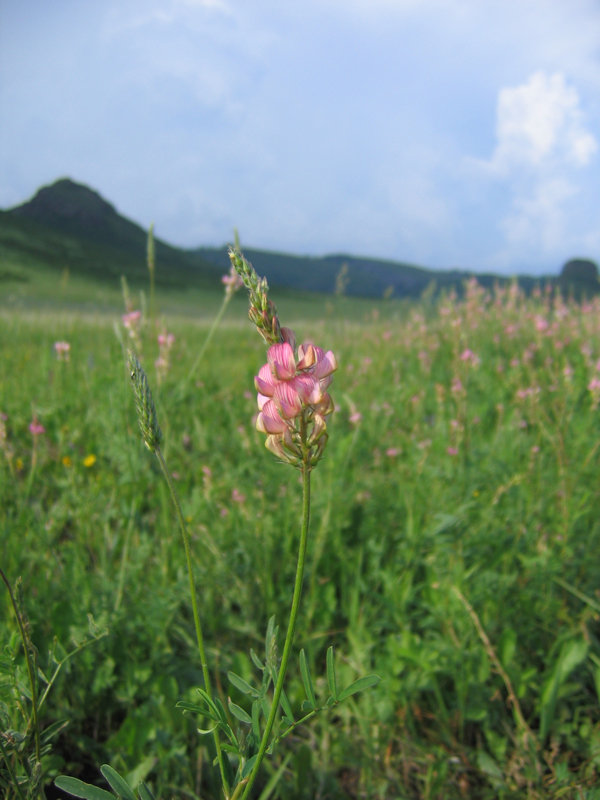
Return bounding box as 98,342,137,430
268,343,296,380
265,434,287,459
255,363,276,396
297,344,316,370
256,400,287,433
314,392,334,417
257,393,270,410
313,348,338,380
290,374,321,405
273,381,303,419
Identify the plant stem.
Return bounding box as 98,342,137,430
184,293,232,388
154,446,231,798
241,457,311,800
0,737,26,800
0,568,41,766
114,502,136,612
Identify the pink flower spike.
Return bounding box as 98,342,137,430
267,343,297,380
386,447,401,457
255,363,277,396
447,447,459,456
29,421,45,436
349,412,362,424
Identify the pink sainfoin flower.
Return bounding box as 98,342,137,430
54,341,71,361
255,330,337,468
156,331,175,382
232,488,246,504
29,420,45,436
349,411,362,425
222,265,244,298
122,310,141,331
451,377,464,394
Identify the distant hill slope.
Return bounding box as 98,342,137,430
0,177,555,298
193,246,508,298
1,179,222,289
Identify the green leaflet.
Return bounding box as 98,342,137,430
100,765,137,800
338,674,381,702
54,777,115,800
299,650,316,710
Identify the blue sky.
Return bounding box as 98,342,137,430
1,0,599,275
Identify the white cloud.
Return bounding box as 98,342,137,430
469,71,599,267
491,71,596,171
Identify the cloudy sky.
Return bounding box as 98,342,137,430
1,0,600,275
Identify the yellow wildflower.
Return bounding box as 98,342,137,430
62,456,72,467
83,454,97,468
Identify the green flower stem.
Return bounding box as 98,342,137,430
241,455,312,800
185,292,232,387
154,446,231,798
0,567,41,765
0,736,26,800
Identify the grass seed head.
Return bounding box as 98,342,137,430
128,351,162,452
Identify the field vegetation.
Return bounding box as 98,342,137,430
2,272,600,799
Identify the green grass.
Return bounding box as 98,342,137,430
2,281,600,799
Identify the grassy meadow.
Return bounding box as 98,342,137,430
2,276,600,799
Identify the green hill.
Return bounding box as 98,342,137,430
0,178,222,291
0,177,556,301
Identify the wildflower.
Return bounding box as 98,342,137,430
156,331,175,383
29,420,45,436
222,265,244,298
450,377,464,394
459,348,479,365
447,446,459,456
83,454,96,467
122,310,141,331
588,376,600,409
62,455,72,467
232,488,246,503
255,338,337,469
386,447,401,457
349,411,362,425
54,341,71,361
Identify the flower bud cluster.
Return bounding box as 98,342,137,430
255,331,337,469
228,248,282,346
128,351,162,452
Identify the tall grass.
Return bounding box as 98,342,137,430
2,280,600,799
